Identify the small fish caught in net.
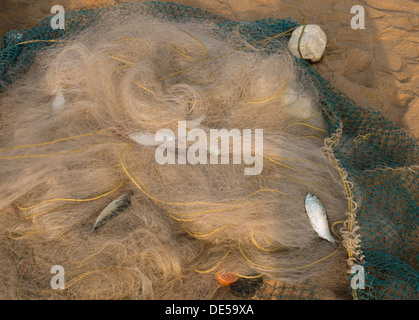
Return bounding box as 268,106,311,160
0,1,417,300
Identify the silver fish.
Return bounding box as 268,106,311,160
93,191,133,230
305,193,336,244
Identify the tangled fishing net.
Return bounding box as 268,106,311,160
0,2,417,300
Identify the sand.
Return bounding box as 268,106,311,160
0,0,417,300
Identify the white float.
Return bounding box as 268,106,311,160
288,24,327,63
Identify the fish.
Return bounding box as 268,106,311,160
93,191,133,231
305,193,337,245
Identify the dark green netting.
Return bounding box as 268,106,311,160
0,1,417,300
254,277,317,300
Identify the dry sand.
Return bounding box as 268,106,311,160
0,0,417,300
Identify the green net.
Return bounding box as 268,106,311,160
0,1,417,300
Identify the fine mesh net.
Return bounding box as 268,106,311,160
0,1,417,300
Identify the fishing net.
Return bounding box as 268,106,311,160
0,1,417,300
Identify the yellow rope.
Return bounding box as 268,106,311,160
238,240,341,271
207,283,222,300
17,267,27,300
156,51,234,82
297,23,307,59
183,225,228,238
233,273,264,279
267,154,323,168
17,39,66,45
182,82,224,104
284,122,328,133
180,29,209,59
70,242,127,266
59,233,68,242
250,228,280,252
299,134,322,141
170,28,209,61
9,231,39,240
171,45,201,61
108,64,130,113
25,203,76,220
299,112,322,123
263,154,303,173
264,154,334,183
120,145,286,207
64,266,115,289
87,59,107,100
245,82,288,104
167,200,275,218
263,236,282,250
251,27,298,47
322,126,363,301
0,143,102,160
157,66,190,81
112,37,152,50
331,220,345,240
133,81,159,97
17,181,124,210
125,155,152,194
353,133,372,145
109,54,134,65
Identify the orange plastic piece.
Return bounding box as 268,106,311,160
215,273,239,286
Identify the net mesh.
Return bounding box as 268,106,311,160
0,1,417,300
